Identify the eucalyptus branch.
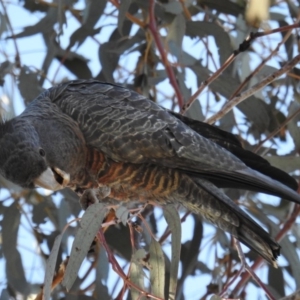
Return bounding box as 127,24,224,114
205,54,300,124
232,184,300,296
181,21,300,115
148,0,184,107
97,228,164,300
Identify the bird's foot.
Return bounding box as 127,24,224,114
79,186,111,210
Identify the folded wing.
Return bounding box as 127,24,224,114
50,79,300,204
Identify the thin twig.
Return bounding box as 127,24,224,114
232,183,300,296
205,54,300,124
229,21,297,100
180,52,237,114
219,265,244,298
148,0,184,108
233,238,246,271
219,239,246,297
109,0,145,28
97,228,164,300
35,258,70,300
233,238,276,300
0,0,21,67
245,265,276,300
181,21,300,115
251,22,300,39
179,0,191,20
255,107,300,152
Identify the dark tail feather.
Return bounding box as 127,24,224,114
235,168,300,204
171,111,298,191
184,178,280,267
198,167,300,205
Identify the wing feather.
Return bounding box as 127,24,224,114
49,80,300,203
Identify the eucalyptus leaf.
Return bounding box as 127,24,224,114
62,203,107,290
149,238,165,298
163,205,181,300
43,233,64,300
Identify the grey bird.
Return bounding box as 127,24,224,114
0,79,299,267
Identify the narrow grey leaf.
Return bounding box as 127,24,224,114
268,267,285,297
58,199,72,231
0,289,10,300
264,285,283,300
163,1,183,14
163,205,181,300
0,12,8,37
43,233,63,300
237,96,270,132
133,248,147,261
280,235,300,288
2,203,30,295
68,0,105,49
286,0,299,18
57,0,66,37
104,224,132,261
96,247,109,284
42,31,92,82
118,0,131,35
94,248,110,299
0,61,13,84
176,70,204,121
149,238,165,298
83,0,106,28
168,42,197,66
62,203,107,290
30,192,56,226
130,249,147,300
18,66,42,104
97,5,138,82
115,205,129,226
167,13,185,49
287,101,300,151
186,21,232,65
8,7,57,38
198,0,243,16
269,12,286,20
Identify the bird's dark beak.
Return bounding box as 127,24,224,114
34,167,70,191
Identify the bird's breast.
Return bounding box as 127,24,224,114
69,147,187,203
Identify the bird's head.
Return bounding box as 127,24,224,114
0,119,70,190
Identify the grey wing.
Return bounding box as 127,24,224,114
50,79,300,204
50,80,245,169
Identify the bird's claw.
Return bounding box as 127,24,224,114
79,186,111,210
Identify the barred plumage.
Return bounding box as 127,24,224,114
0,79,299,267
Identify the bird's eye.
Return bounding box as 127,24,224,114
39,148,46,157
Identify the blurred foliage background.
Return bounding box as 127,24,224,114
0,0,300,299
